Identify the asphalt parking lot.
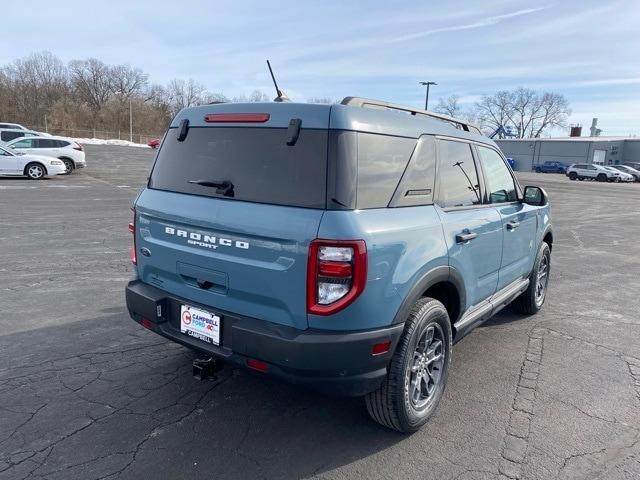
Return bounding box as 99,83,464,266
1,145,639,480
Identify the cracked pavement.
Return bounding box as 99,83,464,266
1,146,639,479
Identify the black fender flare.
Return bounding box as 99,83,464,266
392,266,466,325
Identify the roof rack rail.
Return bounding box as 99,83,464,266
340,97,481,134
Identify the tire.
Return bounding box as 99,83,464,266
515,242,551,315
60,158,74,175
25,162,46,180
578,177,584,181
365,297,452,433
535,167,542,173
568,172,577,180
597,174,607,182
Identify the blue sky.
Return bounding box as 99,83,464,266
2,0,639,135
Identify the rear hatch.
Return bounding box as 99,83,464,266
134,103,331,330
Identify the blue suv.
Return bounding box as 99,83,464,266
126,97,552,432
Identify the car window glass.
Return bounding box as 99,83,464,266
436,140,481,208
477,146,517,203
1,131,24,142
37,139,57,148
11,138,33,148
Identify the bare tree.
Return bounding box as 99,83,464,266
166,78,214,116
434,95,461,118
475,88,570,138
109,65,148,134
307,97,337,104
69,58,113,130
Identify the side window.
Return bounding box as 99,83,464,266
477,146,517,204
11,138,33,148
1,131,25,142
436,140,481,208
57,140,70,148
389,135,436,207
37,139,57,148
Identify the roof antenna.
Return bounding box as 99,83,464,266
266,60,289,102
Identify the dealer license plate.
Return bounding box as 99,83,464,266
180,304,221,346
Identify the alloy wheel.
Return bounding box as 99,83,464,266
409,323,445,410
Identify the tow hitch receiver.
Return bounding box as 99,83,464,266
193,357,224,381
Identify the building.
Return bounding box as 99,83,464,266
496,137,640,171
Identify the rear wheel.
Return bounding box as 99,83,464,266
25,163,46,180
535,167,542,173
61,158,74,175
568,172,577,180
365,297,451,433
515,242,551,315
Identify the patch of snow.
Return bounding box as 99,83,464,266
73,138,150,148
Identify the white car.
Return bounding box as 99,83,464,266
0,122,27,130
0,145,66,179
608,165,639,182
0,128,43,144
566,163,626,182
5,136,86,175
603,166,634,182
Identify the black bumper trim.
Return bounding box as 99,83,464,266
125,280,404,396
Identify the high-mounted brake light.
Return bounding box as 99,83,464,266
129,208,137,265
307,239,367,315
204,113,270,123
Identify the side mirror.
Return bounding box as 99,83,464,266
523,186,548,206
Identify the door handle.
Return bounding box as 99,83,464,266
506,221,520,231
456,230,478,243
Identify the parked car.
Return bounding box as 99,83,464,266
5,136,86,174
148,138,161,149
0,122,27,130
0,145,66,179
603,166,634,182
622,162,640,172
534,161,566,174
610,164,640,181
0,128,43,144
566,163,625,182
125,98,553,433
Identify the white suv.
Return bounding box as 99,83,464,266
5,136,86,174
566,163,625,182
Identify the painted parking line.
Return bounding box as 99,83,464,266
0,185,90,190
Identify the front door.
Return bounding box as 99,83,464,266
0,148,18,174
435,139,502,309
476,145,538,290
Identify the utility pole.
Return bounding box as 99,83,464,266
419,81,437,110
129,98,133,142
44,114,48,133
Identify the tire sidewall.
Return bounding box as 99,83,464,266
533,243,551,308
399,301,452,430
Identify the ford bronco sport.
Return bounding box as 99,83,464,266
126,97,552,433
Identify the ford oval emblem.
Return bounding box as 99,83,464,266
140,247,151,257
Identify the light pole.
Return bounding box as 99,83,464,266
129,98,133,142
419,81,437,110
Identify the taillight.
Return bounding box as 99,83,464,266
307,239,367,315
129,209,136,265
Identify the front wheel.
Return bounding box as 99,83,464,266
365,297,452,433
515,242,551,315
25,163,46,180
597,174,607,182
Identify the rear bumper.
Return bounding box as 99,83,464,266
125,280,403,396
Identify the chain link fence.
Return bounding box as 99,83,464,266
29,126,161,145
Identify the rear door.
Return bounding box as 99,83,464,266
476,145,537,290
135,104,331,330
435,138,502,309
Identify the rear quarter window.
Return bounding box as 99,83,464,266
149,126,328,208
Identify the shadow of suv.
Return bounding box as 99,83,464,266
126,97,553,433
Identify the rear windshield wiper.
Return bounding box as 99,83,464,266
188,179,234,197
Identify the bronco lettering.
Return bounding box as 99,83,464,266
164,226,249,250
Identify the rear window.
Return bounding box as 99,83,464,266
149,127,328,208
